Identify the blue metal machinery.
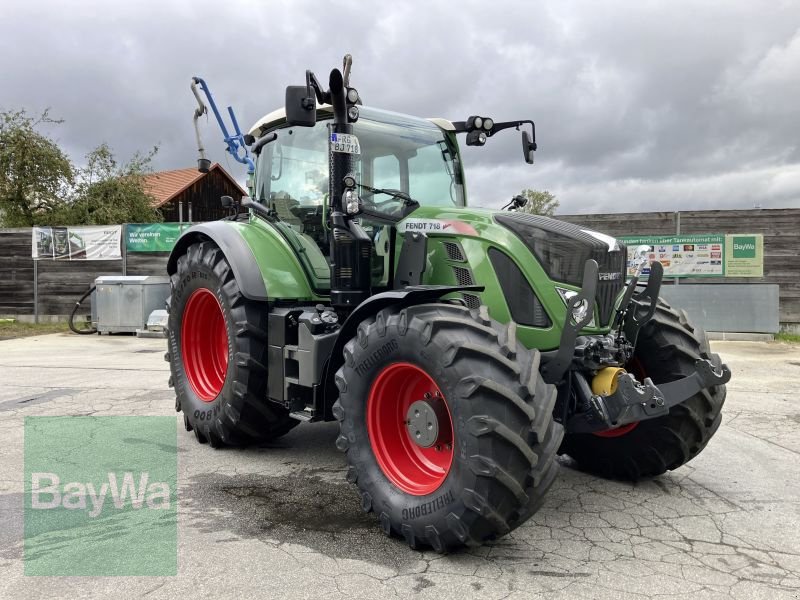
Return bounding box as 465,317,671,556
190,77,255,193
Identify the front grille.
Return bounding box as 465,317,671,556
452,266,474,286
593,248,626,325
494,212,626,327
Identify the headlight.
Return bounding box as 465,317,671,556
556,288,595,327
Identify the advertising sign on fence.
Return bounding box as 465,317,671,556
618,233,763,278
725,234,764,277
32,226,122,260
126,223,186,253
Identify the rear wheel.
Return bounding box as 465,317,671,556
166,241,298,446
560,298,726,480
334,303,563,552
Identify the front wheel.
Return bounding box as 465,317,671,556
333,303,563,552
166,241,298,447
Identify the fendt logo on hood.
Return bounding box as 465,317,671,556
598,272,622,281
400,219,478,236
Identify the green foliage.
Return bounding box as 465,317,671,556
41,144,163,226
775,332,800,344
0,109,74,226
519,189,559,217
0,108,162,226
0,319,70,339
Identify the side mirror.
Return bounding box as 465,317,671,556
522,130,535,164
285,85,316,127
220,195,233,208
511,195,528,210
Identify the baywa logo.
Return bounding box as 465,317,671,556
31,471,171,518
24,416,177,576
732,236,757,258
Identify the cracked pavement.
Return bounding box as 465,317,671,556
0,334,798,599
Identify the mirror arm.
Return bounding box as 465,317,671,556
487,119,535,142
306,70,330,106
251,131,277,156
450,119,537,149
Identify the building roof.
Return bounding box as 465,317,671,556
142,163,246,206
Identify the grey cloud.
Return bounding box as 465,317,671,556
1,0,798,215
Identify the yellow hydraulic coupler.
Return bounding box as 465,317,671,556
591,367,627,396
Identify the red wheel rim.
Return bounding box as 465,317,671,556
367,363,454,496
181,288,229,401
593,357,645,438
593,421,639,438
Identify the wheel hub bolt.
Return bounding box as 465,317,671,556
406,398,447,449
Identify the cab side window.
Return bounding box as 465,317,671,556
372,154,400,191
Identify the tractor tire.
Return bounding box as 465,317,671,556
166,241,297,447
333,303,563,552
560,298,726,480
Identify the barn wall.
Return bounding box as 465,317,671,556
159,168,244,222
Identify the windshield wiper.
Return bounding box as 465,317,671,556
357,183,420,209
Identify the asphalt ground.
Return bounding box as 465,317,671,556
0,333,798,599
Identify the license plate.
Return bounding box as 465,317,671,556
330,133,361,155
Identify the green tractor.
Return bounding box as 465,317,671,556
167,56,729,551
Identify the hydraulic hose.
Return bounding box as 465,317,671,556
69,285,97,335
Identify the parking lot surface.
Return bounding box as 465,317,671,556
0,334,798,599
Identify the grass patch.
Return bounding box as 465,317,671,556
0,320,70,340
775,332,800,344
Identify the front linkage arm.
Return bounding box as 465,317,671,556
568,357,731,434
616,260,664,349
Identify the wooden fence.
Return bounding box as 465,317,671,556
558,208,800,325
2,207,798,325
0,228,169,318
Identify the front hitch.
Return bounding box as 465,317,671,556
567,358,731,434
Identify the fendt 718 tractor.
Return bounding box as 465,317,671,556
167,56,730,551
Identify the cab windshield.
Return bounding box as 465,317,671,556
254,107,465,212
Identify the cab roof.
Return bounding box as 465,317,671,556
248,105,455,137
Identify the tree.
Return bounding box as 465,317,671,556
519,189,559,217
40,143,163,226
0,109,74,226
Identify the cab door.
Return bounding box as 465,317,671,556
253,120,331,291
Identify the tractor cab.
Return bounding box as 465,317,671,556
248,106,466,292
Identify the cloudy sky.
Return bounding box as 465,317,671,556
2,0,798,214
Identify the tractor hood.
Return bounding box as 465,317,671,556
397,206,627,328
